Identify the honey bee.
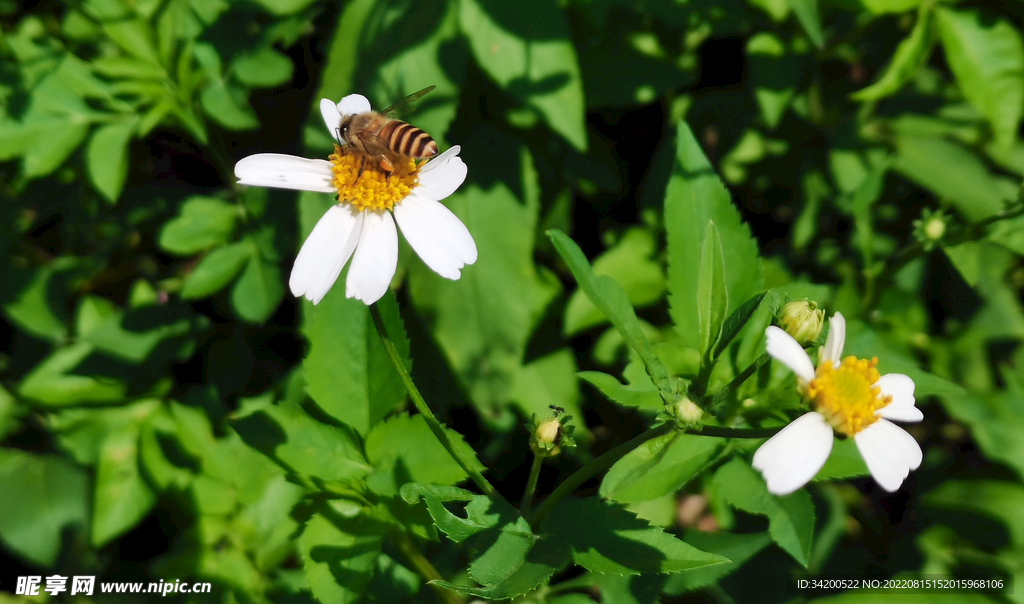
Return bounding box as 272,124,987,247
337,85,438,175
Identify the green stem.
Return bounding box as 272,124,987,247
706,351,771,412
369,303,498,499
526,422,781,528
393,531,466,604
520,454,544,518
527,423,673,528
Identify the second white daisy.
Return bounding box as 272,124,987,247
234,93,476,305
752,312,923,495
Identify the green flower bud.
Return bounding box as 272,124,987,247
779,300,825,344
674,397,703,426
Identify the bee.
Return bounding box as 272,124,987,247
337,85,438,175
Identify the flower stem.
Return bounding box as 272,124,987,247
706,351,772,413
369,303,498,499
520,454,544,518
392,530,467,604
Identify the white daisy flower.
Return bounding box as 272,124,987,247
234,94,476,305
752,312,923,495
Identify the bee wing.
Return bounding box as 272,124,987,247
380,85,436,117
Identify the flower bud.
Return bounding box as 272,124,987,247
535,418,561,445
779,300,824,344
674,397,703,426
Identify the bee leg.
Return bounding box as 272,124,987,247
357,155,367,179
380,157,394,180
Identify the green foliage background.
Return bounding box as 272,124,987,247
1,0,1023,602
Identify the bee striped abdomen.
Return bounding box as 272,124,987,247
380,120,438,159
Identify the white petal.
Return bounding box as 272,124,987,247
345,211,399,304
394,193,477,279
416,146,467,201
752,412,834,496
855,419,922,492
876,374,922,422
337,94,372,117
235,154,335,193
290,206,363,304
820,312,846,365
320,98,343,142
765,326,815,383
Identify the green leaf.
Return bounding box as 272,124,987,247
747,33,800,129
231,253,284,324
402,483,568,598
299,510,386,604
231,48,293,87
18,342,127,406
714,292,770,360
549,229,672,396
0,450,89,566
85,117,138,203
579,371,663,411
664,122,762,351
923,480,1024,544
850,7,935,102
21,117,91,179
92,422,158,546
364,413,485,497
601,432,723,504
159,196,239,255
102,18,160,64
697,222,728,358
784,0,824,48
544,497,728,574
891,135,1017,221
663,531,773,594
712,458,815,566
508,350,586,432
3,263,71,342
77,299,191,363
813,437,869,481
232,400,371,482
565,227,667,335
244,0,318,16
201,81,260,130
180,242,251,299
409,153,557,427
936,7,1024,147
458,0,586,150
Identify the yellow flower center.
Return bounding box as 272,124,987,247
328,144,420,212
807,356,891,437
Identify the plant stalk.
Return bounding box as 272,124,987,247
520,454,544,518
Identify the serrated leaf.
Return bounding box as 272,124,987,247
458,0,586,150
579,371,663,411
549,229,672,396
601,432,723,504
713,292,770,360
364,413,485,497
665,122,762,352
231,400,371,482
663,531,773,594
0,450,89,566
299,511,386,604
851,7,935,102
180,242,251,299
86,117,137,203
92,422,158,546
432,539,567,600
544,497,728,574
159,196,239,255
936,7,1024,147
712,458,815,566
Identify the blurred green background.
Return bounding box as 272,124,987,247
1,0,1023,602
